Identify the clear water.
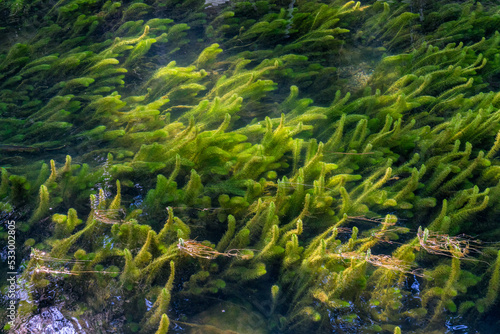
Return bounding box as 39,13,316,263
1,0,500,333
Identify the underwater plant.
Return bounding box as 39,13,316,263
1,0,500,333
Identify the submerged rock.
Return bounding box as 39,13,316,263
187,301,268,334
22,307,78,334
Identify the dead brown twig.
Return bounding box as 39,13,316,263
416,227,482,259
93,209,124,224
347,215,399,225
177,239,246,260
31,249,91,264
371,226,409,244
336,250,425,277
31,249,119,276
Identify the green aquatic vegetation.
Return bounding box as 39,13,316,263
360,1,420,51
423,0,500,47
155,313,170,334
476,249,500,313
210,0,357,57
2,0,500,333
424,254,462,323
27,185,50,226
53,208,83,238
16,187,181,330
